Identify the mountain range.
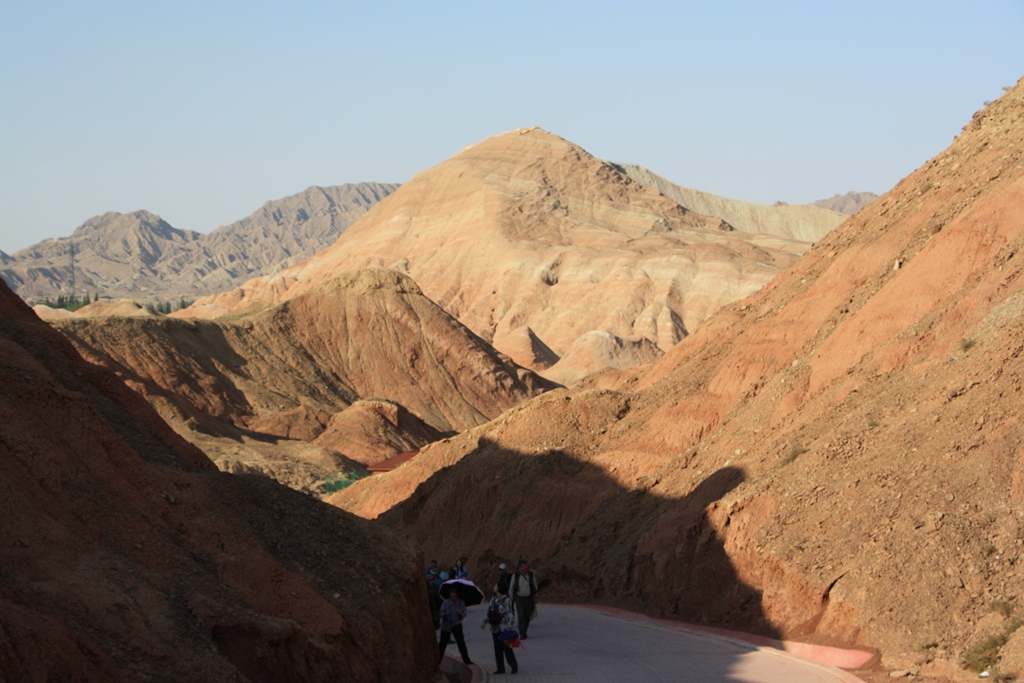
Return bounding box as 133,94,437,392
18,129,877,497
5,73,1011,682
184,128,857,385
617,163,855,241
812,191,880,214
0,183,397,303
1,174,871,315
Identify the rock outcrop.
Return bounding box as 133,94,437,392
332,79,1024,678
0,279,438,682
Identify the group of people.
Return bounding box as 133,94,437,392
425,559,467,624
425,556,540,675
424,557,469,585
425,556,472,662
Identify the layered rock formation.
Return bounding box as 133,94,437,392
618,163,848,241
332,80,1024,678
542,330,664,387
0,279,438,682
187,128,820,380
53,268,552,490
2,183,397,303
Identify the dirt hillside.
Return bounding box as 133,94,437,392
53,268,552,491
332,79,1024,680
0,279,439,682
187,128,821,381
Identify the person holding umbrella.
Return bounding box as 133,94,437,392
438,585,472,665
438,577,485,606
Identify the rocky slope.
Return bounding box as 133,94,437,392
618,163,849,241
53,268,553,491
0,279,439,682
186,128,824,382
201,183,397,278
332,79,1024,679
2,183,397,303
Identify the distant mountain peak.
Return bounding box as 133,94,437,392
811,191,879,215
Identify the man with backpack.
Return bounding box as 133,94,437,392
508,558,539,639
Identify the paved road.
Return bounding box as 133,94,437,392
445,604,864,683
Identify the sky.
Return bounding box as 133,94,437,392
1,1,1021,254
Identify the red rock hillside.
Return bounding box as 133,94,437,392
332,79,1024,680
52,268,553,492
0,279,439,682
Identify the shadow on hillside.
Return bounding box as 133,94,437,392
57,318,346,444
382,438,781,675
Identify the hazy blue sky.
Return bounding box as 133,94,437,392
1,1,1021,253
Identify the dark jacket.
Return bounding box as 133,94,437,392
427,580,442,629
497,571,512,596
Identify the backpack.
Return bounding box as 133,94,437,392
487,600,502,626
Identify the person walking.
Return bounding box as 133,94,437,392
438,586,472,664
509,559,539,639
496,561,513,596
481,582,518,674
